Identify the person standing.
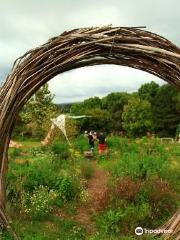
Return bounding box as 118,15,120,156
97,130,107,154
88,131,95,152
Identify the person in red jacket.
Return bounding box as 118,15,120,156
97,130,107,154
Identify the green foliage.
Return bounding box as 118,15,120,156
53,172,81,202
176,121,180,140
153,84,179,137
1,218,87,240
73,135,89,153
138,81,159,104
5,137,180,239
22,186,58,220
97,175,178,233
70,102,85,116
85,108,113,132
20,83,58,138
80,160,94,179
102,92,131,131
122,97,153,137
9,147,21,159
58,175,74,201
106,135,120,150
96,208,124,234
113,138,169,180
55,219,87,240
51,142,69,160
102,92,130,113
83,96,102,110
22,159,53,193
138,179,179,224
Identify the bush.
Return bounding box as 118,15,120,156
111,177,142,204
121,202,151,230
138,178,179,226
53,173,80,202
97,208,124,234
9,147,21,159
97,175,179,231
73,136,89,153
113,148,169,180
106,136,121,150
51,142,69,160
97,177,141,213
80,160,94,179
22,185,58,220
22,159,53,193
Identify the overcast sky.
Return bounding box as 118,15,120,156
0,0,180,103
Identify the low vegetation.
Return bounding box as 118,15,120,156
2,136,179,239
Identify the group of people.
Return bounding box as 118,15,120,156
84,130,107,154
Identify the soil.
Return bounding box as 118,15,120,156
56,160,109,235
73,161,108,234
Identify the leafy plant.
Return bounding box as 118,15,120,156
97,208,124,234
9,147,21,159
51,142,69,160
80,160,94,179
53,173,79,202
73,136,89,153
22,185,58,220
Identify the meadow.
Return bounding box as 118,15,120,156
1,135,180,240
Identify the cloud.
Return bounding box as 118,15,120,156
49,65,164,103
0,0,179,102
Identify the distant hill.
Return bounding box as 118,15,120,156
56,101,81,113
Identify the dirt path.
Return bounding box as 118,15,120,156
71,161,109,234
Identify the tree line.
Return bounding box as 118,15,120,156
71,81,180,138
13,81,180,139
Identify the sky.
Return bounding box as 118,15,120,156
0,0,180,103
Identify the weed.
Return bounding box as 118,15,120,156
80,160,94,179
22,185,58,220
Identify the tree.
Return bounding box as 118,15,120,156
102,92,131,131
20,83,58,138
83,96,102,110
122,97,153,137
70,97,102,116
83,109,113,132
70,102,85,116
138,81,159,105
152,84,179,137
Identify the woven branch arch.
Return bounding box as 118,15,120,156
0,25,180,239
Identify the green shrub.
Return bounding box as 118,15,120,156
106,136,121,150
121,202,151,229
22,160,53,193
80,160,94,179
137,178,179,227
58,176,72,201
56,219,87,240
73,136,89,153
9,147,21,159
22,185,58,220
113,150,168,180
53,173,79,202
96,208,124,234
51,142,69,160
7,160,30,202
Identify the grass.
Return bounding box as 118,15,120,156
4,136,180,239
